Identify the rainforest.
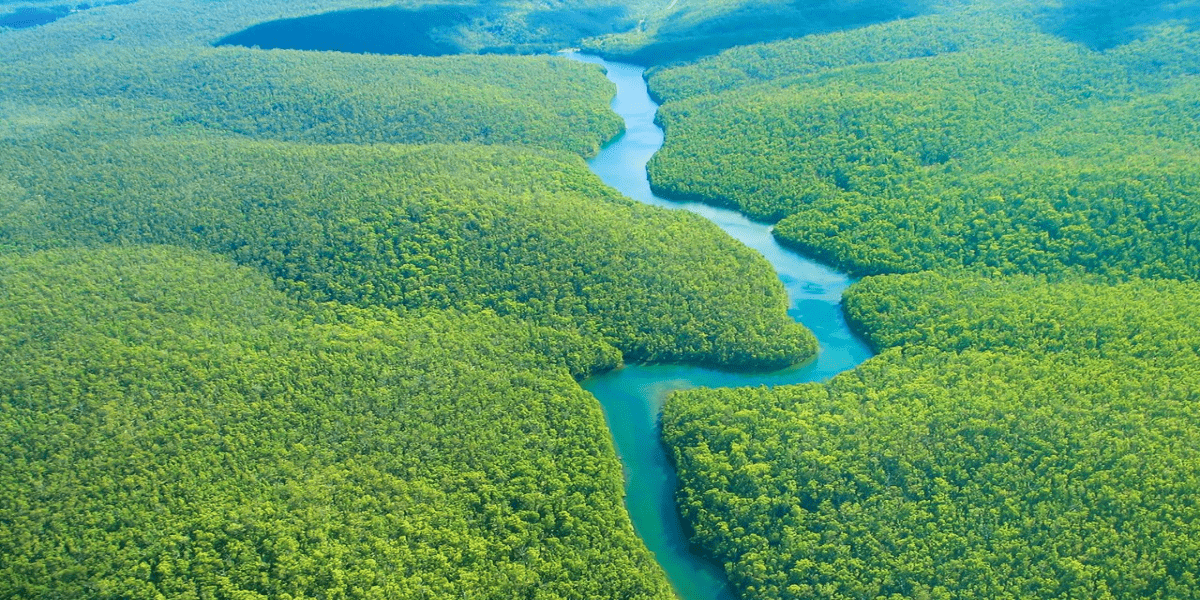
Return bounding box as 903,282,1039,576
2,0,1199,599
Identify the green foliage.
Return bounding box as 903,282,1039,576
170,50,621,155
1043,0,1200,50
216,3,640,57
0,0,632,154
580,0,930,65
645,7,1039,101
664,347,1200,600
646,10,1200,590
645,6,1200,278
0,0,845,595
10,0,920,67
0,0,648,54
0,245,675,599
169,50,622,155
0,2,831,595
0,46,623,156
664,271,1200,599
845,271,1200,360
0,136,815,369
769,99,1200,277
23,2,1200,599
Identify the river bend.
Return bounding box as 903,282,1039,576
566,53,875,600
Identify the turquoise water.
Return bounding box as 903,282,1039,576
566,53,875,600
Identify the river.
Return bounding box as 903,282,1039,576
565,53,875,600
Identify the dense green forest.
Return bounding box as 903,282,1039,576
0,0,828,596
844,272,1200,358
664,273,1200,600
646,3,1200,277
0,136,814,368
8,0,1200,597
0,246,676,599
579,0,929,65
643,2,1200,599
0,49,623,155
202,0,920,65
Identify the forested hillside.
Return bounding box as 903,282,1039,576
0,246,675,599
844,272,1200,359
0,0,828,596
664,273,1200,600
644,7,1036,102
0,136,814,369
0,0,649,52
0,48,623,155
9,0,1200,597
646,3,1200,277
579,0,928,65
0,0,909,67
645,3,1200,598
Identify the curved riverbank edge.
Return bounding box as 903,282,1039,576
565,52,875,600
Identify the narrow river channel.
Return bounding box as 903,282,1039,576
565,53,876,600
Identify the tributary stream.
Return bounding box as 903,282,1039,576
567,53,875,600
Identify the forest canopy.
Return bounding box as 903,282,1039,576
644,4,1200,598
645,3,1200,278
0,136,815,369
0,245,676,599
8,0,1200,598
0,0,828,596
664,272,1200,600
580,0,930,65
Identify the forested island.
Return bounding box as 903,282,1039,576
3,0,1200,598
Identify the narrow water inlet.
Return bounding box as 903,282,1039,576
567,52,875,600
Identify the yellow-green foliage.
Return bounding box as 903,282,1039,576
0,245,679,600
0,0,824,595
663,273,1200,600
846,272,1200,358
646,6,1200,278
0,136,815,368
646,5,1200,599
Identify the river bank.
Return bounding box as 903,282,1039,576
567,52,874,600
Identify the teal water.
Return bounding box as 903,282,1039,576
566,53,875,600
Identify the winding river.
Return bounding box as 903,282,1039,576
566,53,875,600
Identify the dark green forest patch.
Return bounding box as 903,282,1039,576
584,0,929,65
213,0,929,65
216,5,477,56
523,5,634,49
216,2,636,57
0,5,70,28
1043,0,1200,50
